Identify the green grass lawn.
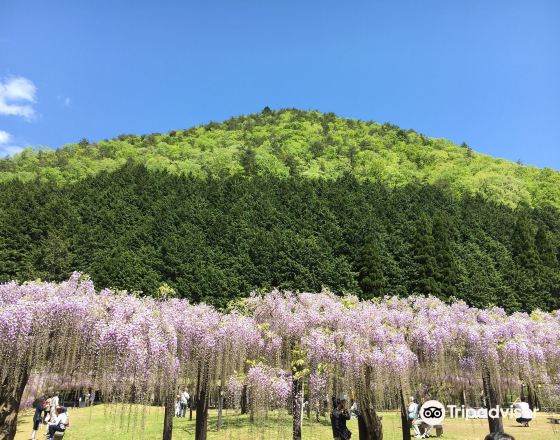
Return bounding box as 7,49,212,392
15,405,560,440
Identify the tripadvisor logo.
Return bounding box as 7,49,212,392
420,400,539,422
420,400,446,425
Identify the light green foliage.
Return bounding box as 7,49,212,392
1,109,558,208
157,282,177,300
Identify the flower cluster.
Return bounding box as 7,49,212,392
2,274,559,413
247,364,292,404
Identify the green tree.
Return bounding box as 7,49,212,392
357,237,386,298
432,214,460,298
411,213,439,295
240,147,257,175
511,211,539,271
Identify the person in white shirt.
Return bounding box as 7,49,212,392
49,393,59,419
408,397,419,421
47,406,69,439
180,390,190,417
410,397,435,439
349,400,358,418
513,396,533,427
175,394,181,417
408,397,422,437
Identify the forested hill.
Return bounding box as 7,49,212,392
1,109,559,312
1,108,559,208
0,164,558,312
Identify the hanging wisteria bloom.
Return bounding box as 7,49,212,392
2,275,560,440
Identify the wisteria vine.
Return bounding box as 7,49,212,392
1,274,559,440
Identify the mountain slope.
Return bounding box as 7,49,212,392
1,108,559,208
0,164,558,312
1,109,559,311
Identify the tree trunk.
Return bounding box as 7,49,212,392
240,384,248,414
292,375,303,440
192,360,201,422
0,368,29,440
482,367,503,434
162,388,175,440
399,388,411,440
358,412,383,440
189,394,193,421
526,383,537,410
217,350,226,431
195,362,210,440
357,366,383,440
217,386,223,431
249,387,254,423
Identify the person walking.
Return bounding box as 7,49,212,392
30,396,46,440
180,390,190,417
175,394,181,417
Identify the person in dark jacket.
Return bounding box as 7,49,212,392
30,396,46,440
330,399,339,439
330,398,352,440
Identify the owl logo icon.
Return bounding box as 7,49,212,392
420,400,446,425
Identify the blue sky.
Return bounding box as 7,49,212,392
1,0,559,169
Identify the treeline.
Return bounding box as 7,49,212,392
0,163,558,311
1,108,559,208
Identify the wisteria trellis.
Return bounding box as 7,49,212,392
1,274,559,440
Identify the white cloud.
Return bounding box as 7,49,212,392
0,76,37,119
0,130,24,156
0,129,11,144
0,145,24,156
